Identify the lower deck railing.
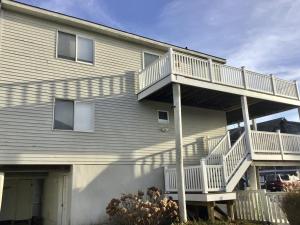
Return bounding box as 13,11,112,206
164,131,300,194
165,166,204,192
251,130,300,158
164,164,225,193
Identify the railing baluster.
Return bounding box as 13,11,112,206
139,50,298,100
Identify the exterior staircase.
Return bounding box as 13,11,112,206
206,132,251,192
165,131,251,194
164,130,300,196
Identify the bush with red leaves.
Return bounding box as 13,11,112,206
106,187,179,225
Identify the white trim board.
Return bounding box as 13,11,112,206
168,192,236,202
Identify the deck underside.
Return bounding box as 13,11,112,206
140,81,298,125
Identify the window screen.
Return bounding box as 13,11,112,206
74,102,94,132
144,52,159,68
54,99,74,130
158,111,169,124
77,37,94,63
57,31,76,60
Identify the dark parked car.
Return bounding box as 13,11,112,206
266,174,300,192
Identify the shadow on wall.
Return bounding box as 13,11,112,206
70,137,206,225
0,70,213,165
0,70,219,225
0,72,134,108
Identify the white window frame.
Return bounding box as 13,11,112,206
157,110,169,124
142,51,160,69
56,30,95,65
52,98,95,132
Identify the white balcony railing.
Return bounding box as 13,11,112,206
138,50,300,100
164,131,300,194
251,130,300,155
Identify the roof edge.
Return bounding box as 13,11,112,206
1,0,226,63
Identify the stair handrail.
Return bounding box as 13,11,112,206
207,135,225,151
223,132,249,182
206,131,231,165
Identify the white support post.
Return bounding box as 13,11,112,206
252,119,258,131
247,166,258,190
227,131,231,148
298,107,300,121
241,66,248,89
168,48,174,75
295,80,300,100
271,74,277,95
222,155,228,188
256,167,261,189
208,58,214,83
200,158,209,194
241,96,254,159
164,167,169,192
0,172,4,211
137,69,142,92
172,83,187,223
277,130,284,160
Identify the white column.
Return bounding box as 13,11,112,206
168,48,174,75
0,172,4,211
277,130,285,160
241,96,254,159
208,58,214,82
252,119,257,131
295,80,300,100
200,158,208,193
172,83,187,223
247,166,258,190
241,66,248,89
298,107,300,121
271,74,277,95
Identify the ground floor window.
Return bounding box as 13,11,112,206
54,99,95,132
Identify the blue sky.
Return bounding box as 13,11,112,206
18,0,300,124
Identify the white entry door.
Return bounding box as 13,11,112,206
42,173,69,225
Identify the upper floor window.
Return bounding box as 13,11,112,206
57,31,94,64
54,99,94,132
143,52,159,68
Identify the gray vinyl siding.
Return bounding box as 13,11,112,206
0,10,227,165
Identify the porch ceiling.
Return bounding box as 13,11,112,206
144,84,297,125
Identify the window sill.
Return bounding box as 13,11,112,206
52,128,94,133
56,57,95,66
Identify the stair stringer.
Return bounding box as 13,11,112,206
225,156,252,192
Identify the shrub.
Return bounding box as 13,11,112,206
173,220,266,225
281,191,300,225
106,187,179,225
